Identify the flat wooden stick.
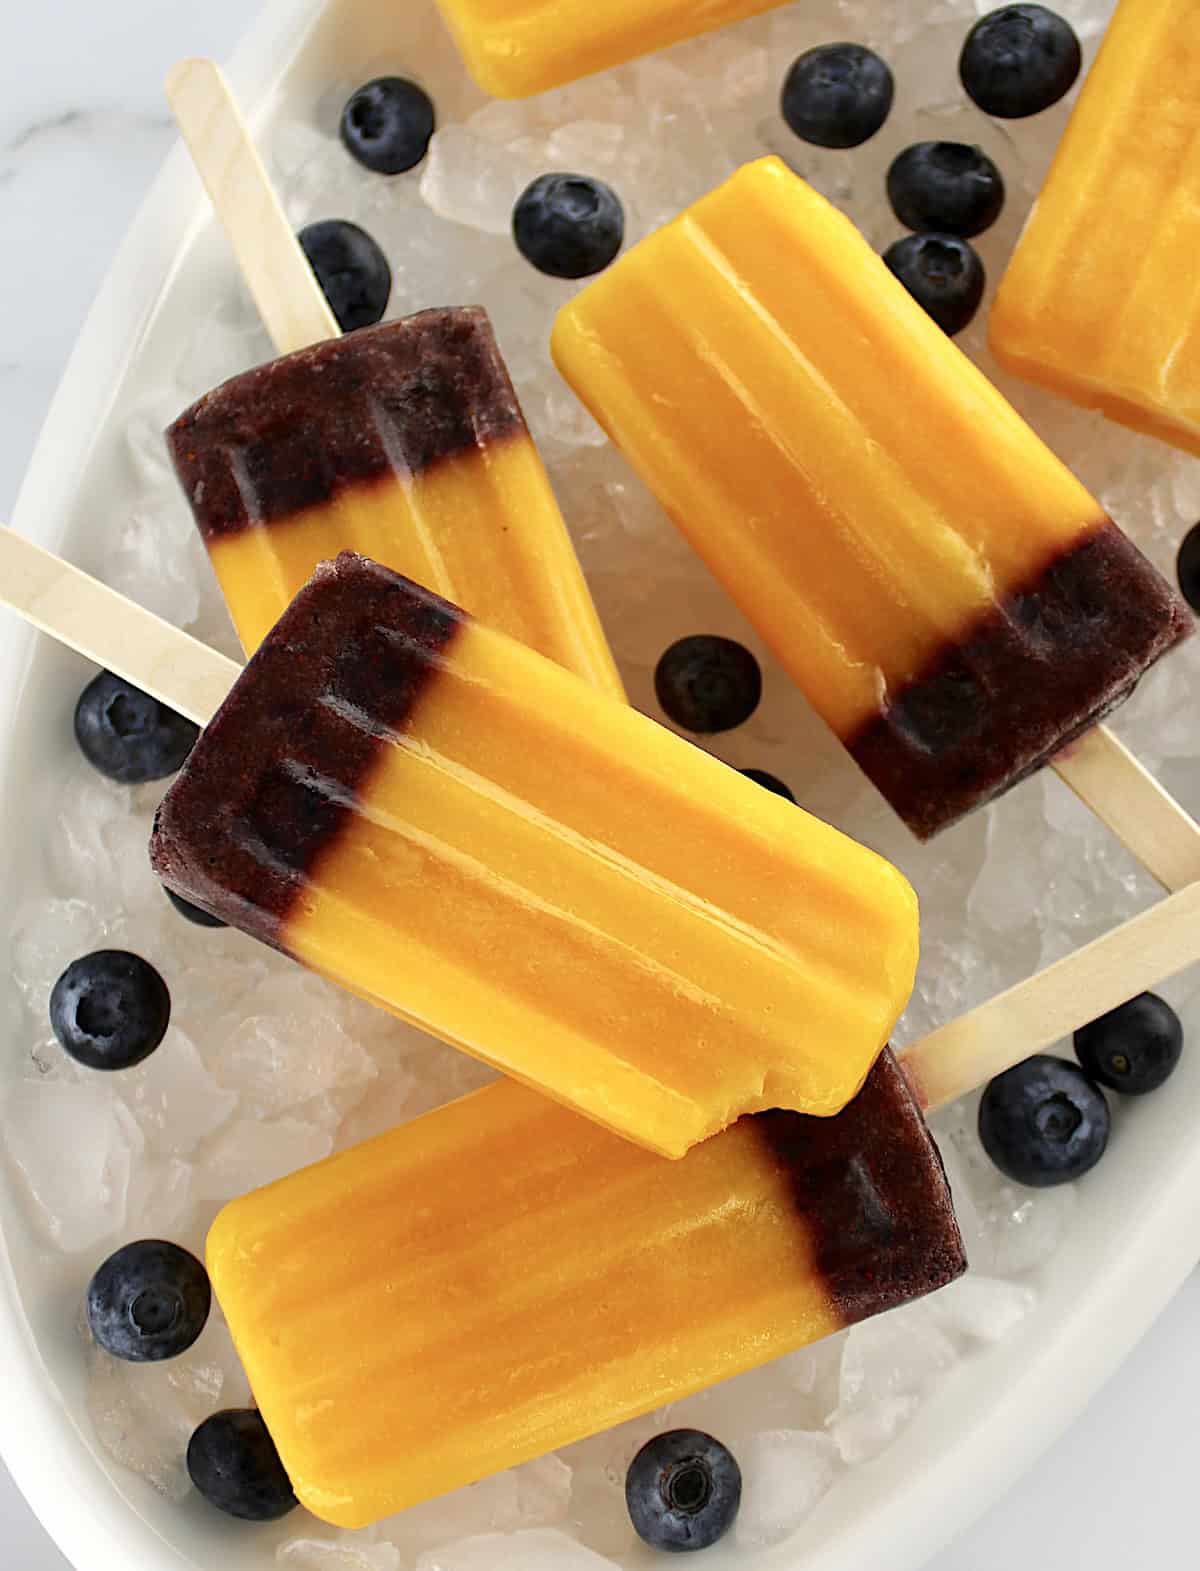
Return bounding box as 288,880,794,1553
0,528,238,727
899,882,1200,1113
1051,724,1200,893
166,57,339,356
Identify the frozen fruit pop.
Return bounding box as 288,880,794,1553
168,308,625,699
552,157,1191,840
433,0,787,99
991,0,1200,455
208,1049,964,1526
150,552,918,1158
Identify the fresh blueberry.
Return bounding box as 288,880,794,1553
883,233,985,336
887,142,1005,238
781,43,894,149
164,887,227,929
187,1410,298,1522
960,6,1082,119
1075,992,1183,1096
978,1055,1110,1187
74,671,198,785
340,77,435,175
655,637,763,734
626,1429,741,1553
87,1240,211,1362
298,220,392,332
740,769,796,802
513,173,624,280
50,950,171,1071
1177,522,1200,612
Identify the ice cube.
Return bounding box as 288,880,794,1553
420,127,546,235
416,1528,619,1571
125,1156,195,1243
6,1080,142,1252
277,1539,402,1571
208,1001,377,1121
12,896,107,1015
123,1029,237,1155
830,1396,921,1466
733,1430,838,1549
930,1274,1037,1344
837,1309,959,1412
197,1118,333,1205
86,1314,247,1499
378,1455,571,1557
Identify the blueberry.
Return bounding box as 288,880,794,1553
298,220,391,332
1177,522,1200,613
187,1410,297,1522
960,6,1082,119
655,637,763,734
340,77,435,175
513,173,624,280
164,886,227,929
887,142,1005,238
50,950,171,1071
883,233,985,336
740,769,796,802
74,671,198,785
626,1429,741,1553
781,44,894,150
87,1240,210,1362
1075,992,1183,1096
978,1055,1110,1187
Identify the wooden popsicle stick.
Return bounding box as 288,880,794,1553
899,882,1200,1114
1051,723,1200,893
165,57,339,356
0,527,238,728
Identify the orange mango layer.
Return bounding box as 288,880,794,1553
152,554,919,1159
168,309,624,698
209,1054,965,1526
433,0,787,98
991,0,1200,455
552,157,1104,741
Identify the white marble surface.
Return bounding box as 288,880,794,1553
0,3,1196,1568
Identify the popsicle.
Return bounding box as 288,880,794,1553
990,0,1200,455
432,0,787,99
165,60,624,697
148,550,918,1158
552,157,1192,843
208,1049,963,1527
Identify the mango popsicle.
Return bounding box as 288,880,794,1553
990,0,1200,455
552,157,1190,840
208,1049,964,1527
433,0,787,99
150,551,918,1158
168,307,625,698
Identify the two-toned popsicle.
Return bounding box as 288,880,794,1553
990,0,1200,455
434,0,787,98
150,551,919,1158
168,307,625,697
208,1048,965,1526
552,157,1191,840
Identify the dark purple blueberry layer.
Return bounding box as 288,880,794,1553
167,308,527,540
149,553,465,946
753,1049,966,1324
847,521,1191,840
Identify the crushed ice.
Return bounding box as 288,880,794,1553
3,0,1194,1560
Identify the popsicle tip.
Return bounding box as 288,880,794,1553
165,56,217,95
